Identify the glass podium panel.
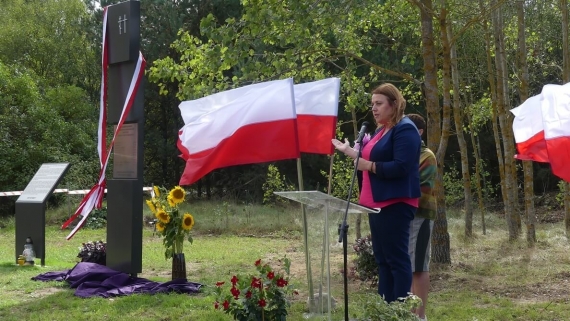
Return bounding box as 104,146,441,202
274,191,379,320
275,190,380,214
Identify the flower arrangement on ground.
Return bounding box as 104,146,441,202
77,240,106,265
214,257,297,321
146,185,194,259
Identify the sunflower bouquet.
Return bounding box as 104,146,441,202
146,186,195,259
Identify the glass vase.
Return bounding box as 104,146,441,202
172,253,187,280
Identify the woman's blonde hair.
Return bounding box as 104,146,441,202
371,83,406,127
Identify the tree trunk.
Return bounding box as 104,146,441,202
432,4,452,264
468,111,487,235
560,0,570,236
467,105,487,235
517,0,536,246
479,0,505,209
492,0,520,241
417,0,450,264
448,22,474,237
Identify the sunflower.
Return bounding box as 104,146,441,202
182,213,195,230
146,199,156,214
156,209,171,224
153,186,160,197
168,186,185,205
167,195,175,207
155,222,165,232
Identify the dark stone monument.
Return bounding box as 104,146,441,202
105,0,145,276
15,163,71,266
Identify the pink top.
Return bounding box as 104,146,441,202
358,128,419,209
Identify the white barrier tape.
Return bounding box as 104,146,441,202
0,191,23,196
67,190,93,195
0,187,153,197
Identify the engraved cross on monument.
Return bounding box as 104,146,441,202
118,14,127,35
106,0,144,276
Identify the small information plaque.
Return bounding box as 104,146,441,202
113,123,138,179
18,163,70,203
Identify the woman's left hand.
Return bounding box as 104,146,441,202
354,158,373,172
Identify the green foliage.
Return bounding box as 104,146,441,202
555,180,566,207
148,0,418,102
0,63,98,193
443,159,496,207
354,293,422,321
467,96,493,132
0,0,98,91
443,166,465,206
321,128,360,202
0,61,99,219
262,165,295,205
321,154,359,202
84,207,107,229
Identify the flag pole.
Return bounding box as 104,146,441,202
327,154,335,195
296,158,315,310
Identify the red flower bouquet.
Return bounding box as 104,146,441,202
214,257,297,321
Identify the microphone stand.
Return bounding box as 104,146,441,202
338,138,365,321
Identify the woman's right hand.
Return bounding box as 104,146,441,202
331,138,350,153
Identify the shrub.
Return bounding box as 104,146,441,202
353,234,377,285
84,207,107,229
214,257,297,321
262,165,295,206
354,293,422,321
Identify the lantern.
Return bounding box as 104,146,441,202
22,236,35,266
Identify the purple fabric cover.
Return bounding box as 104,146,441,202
32,262,202,298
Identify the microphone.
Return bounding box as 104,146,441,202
355,121,370,144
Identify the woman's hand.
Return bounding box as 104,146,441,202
355,158,374,173
331,138,350,153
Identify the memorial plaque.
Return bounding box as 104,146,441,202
113,123,138,179
18,163,71,203
16,162,70,266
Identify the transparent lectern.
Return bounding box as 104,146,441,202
274,191,380,320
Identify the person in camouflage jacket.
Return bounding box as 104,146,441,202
407,114,437,321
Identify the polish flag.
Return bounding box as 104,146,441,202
177,78,300,186
294,78,340,155
511,83,570,182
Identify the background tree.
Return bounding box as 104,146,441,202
0,0,99,97
516,0,536,245
0,62,98,215
560,0,570,236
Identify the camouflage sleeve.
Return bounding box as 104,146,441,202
417,148,437,220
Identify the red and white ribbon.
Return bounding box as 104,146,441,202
62,7,146,240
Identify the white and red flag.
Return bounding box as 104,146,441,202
177,78,300,185
511,82,570,182
293,78,340,155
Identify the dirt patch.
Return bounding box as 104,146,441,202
430,264,570,305
140,262,202,280
28,287,65,299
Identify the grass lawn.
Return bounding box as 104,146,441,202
1,201,570,320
